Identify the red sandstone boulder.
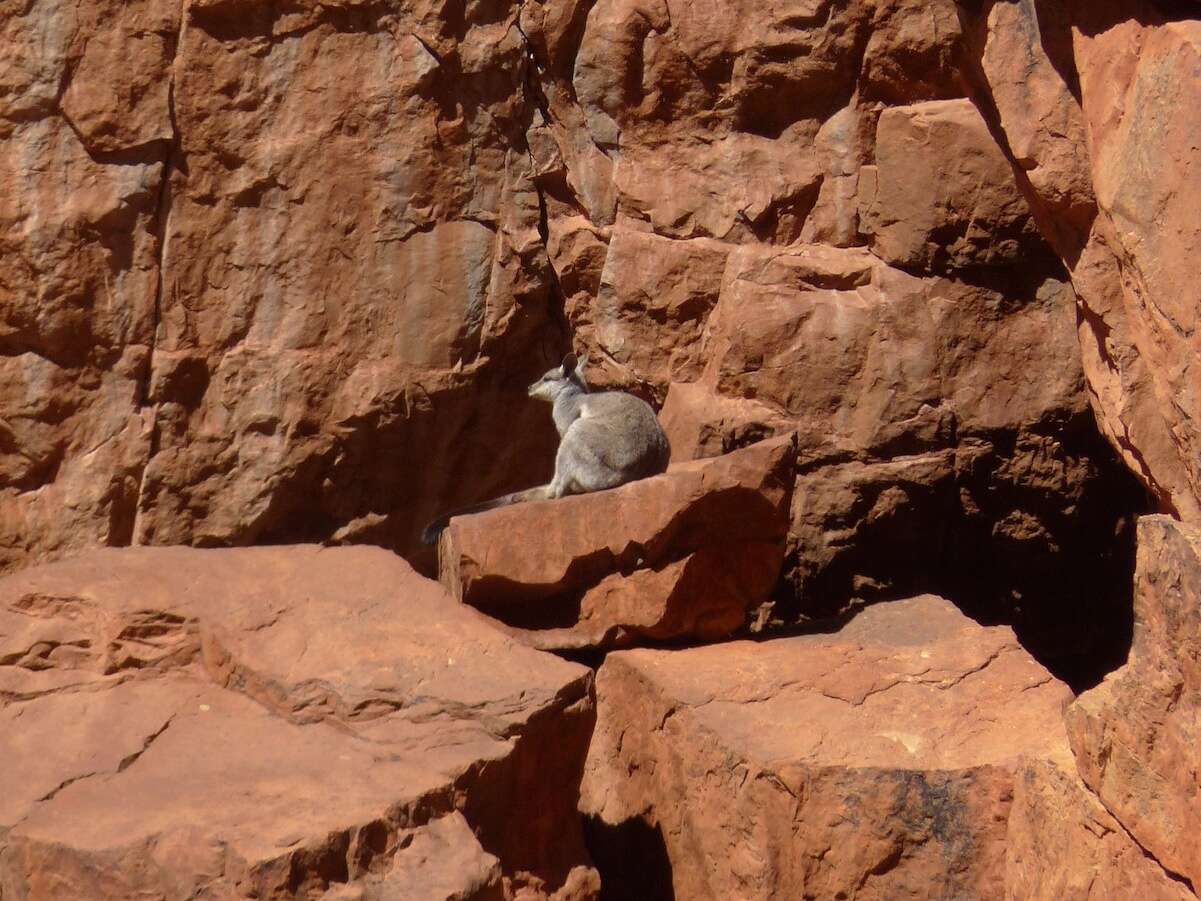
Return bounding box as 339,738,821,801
859,99,1047,272
578,594,1183,899
1069,18,1201,522
1006,759,1193,900
971,0,1095,245
437,435,793,651
321,812,503,900
968,6,1201,524
0,546,597,899
1066,515,1201,889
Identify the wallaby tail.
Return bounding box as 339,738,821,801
420,485,552,546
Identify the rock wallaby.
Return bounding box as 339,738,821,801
421,353,670,544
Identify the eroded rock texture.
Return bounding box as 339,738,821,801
580,595,1188,899
0,546,597,899
520,1,1146,673
4,0,1201,898
962,1,1201,524
2,0,1147,669
2,0,566,573
1067,515,1201,891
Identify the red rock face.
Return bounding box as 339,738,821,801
860,99,1048,272
0,547,597,899
1067,515,1201,889
1,0,566,573
1,0,1144,626
1006,758,1193,901
438,435,793,650
1071,16,1201,523
4,1,1200,896
964,2,1201,524
580,595,1186,899
525,0,1147,677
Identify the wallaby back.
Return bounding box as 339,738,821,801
552,390,669,494
421,352,670,544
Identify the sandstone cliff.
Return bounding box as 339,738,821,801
1,0,1164,681
3,0,1200,897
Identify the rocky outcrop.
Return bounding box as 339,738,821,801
1068,14,1201,523
438,435,793,650
4,2,1198,894
523,0,1144,670
963,2,1201,524
0,546,597,899
0,0,171,572
1066,515,1201,891
656,238,1143,683
1,0,566,574
1,0,1143,669
579,594,1187,899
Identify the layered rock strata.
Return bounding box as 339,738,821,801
654,238,1143,683
3,0,1200,897
523,0,1146,670
438,434,793,651
0,546,597,899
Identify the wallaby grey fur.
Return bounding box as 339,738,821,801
421,352,670,544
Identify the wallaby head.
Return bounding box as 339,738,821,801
527,352,589,402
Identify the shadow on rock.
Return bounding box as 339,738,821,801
583,814,676,901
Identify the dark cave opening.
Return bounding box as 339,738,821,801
766,409,1153,694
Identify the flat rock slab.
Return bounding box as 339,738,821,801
437,435,794,651
0,546,596,900
579,594,1183,899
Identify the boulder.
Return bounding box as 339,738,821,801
858,99,1049,273
1066,515,1201,889
654,241,1142,682
0,546,597,899
320,812,503,901
971,0,1096,247
437,435,794,651
580,595,1102,899
1006,759,1193,900
1068,17,1201,522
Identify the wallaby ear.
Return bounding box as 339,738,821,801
575,353,589,377
561,352,577,372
